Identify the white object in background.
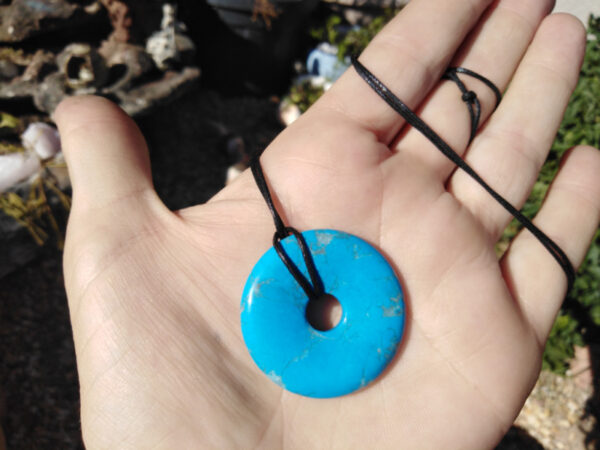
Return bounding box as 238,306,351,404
226,163,246,185
279,99,302,126
21,123,61,160
0,152,41,193
306,43,350,82
554,0,600,27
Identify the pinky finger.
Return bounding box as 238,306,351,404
501,146,600,343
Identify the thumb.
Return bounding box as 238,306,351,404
55,95,172,311
53,95,157,212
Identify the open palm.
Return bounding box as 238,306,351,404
57,0,600,448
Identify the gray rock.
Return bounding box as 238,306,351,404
56,43,108,90
0,0,88,42
0,2,200,117
99,41,155,92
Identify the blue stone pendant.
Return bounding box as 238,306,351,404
241,229,405,398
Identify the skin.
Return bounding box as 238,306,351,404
55,0,600,448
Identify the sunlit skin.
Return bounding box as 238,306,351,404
56,0,600,448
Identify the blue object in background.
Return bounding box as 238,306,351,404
306,43,350,81
241,229,405,398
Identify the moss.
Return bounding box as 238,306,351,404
0,112,21,130
0,47,31,65
310,9,398,61
288,79,325,113
0,142,25,154
0,162,70,249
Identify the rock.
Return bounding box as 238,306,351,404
513,370,595,450
0,152,40,193
0,48,54,100
0,0,96,42
0,3,200,117
20,50,55,83
99,0,131,43
21,123,61,160
146,4,195,70
98,41,154,92
0,59,17,79
56,43,108,90
113,66,201,116
32,72,68,115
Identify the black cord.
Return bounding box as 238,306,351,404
443,67,501,144
273,227,325,300
251,157,325,300
352,56,575,293
251,159,287,239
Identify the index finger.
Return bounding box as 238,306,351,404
316,0,494,144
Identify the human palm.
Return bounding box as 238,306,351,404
57,0,600,448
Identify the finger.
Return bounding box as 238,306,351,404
395,0,554,178
447,13,586,238
500,146,600,342
53,95,157,211
314,0,494,144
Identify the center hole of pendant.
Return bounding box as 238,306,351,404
306,293,342,331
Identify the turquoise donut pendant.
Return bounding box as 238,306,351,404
240,229,405,398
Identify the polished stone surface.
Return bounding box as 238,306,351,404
241,229,405,398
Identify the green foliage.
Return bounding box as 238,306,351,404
0,175,70,248
288,10,398,113
542,314,584,374
288,79,325,113
310,10,397,60
310,15,343,50
0,111,21,130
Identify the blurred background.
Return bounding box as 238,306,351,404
0,0,598,448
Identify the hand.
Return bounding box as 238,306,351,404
56,0,600,448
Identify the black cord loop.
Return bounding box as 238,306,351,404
273,226,325,300
443,67,501,144
251,157,325,300
352,56,575,294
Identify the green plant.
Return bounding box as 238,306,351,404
288,10,398,112
310,10,397,61
542,313,585,374
0,173,71,248
288,79,325,113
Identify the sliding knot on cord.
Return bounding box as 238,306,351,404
443,66,502,144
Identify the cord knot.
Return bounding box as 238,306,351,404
462,90,477,103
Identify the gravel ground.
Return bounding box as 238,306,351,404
513,371,595,449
